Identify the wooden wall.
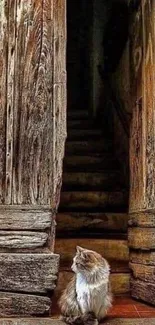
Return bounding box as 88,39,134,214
0,0,66,316
129,0,155,305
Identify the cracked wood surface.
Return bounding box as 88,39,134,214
129,0,155,306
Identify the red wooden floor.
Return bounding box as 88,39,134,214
52,296,155,319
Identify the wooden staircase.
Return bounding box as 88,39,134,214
55,110,130,301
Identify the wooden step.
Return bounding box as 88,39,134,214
63,154,119,171
67,129,103,140
59,191,128,212
65,140,112,155
67,110,89,120
62,171,124,191
55,238,129,264
56,212,128,235
68,119,95,129
56,270,130,297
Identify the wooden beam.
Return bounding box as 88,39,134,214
0,253,59,293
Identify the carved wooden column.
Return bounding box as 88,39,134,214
129,0,155,305
0,0,66,316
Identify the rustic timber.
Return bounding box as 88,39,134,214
130,262,155,283
0,0,66,203
0,292,51,317
66,140,112,154
55,238,129,264
0,0,66,316
130,251,155,265
68,119,94,129
68,129,102,140
131,278,155,305
0,206,52,230
64,154,119,171
0,253,59,293
63,171,123,190
0,231,48,249
57,212,128,233
129,211,155,227
60,191,128,211
128,228,155,249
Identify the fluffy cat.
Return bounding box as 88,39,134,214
59,246,112,325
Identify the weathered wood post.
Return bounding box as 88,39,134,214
0,0,66,316
129,0,155,305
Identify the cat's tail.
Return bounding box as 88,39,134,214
60,312,98,325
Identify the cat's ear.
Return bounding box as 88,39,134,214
76,246,84,253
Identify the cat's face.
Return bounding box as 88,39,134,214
71,246,105,274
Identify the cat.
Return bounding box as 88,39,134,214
59,246,112,325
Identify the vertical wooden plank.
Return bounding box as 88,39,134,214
129,2,144,212
129,0,155,306
12,0,54,205
5,0,16,204
52,0,66,208
0,0,7,204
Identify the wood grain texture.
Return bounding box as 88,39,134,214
128,227,155,249
130,262,155,283
129,0,155,212
0,231,48,249
12,0,54,205
0,205,52,230
0,0,66,206
0,0,7,204
0,292,51,316
0,253,59,293
129,211,155,227
129,2,143,213
52,83,66,209
131,277,155,305
57,212,128,233
55,238,129,264
130,251,155,265
60,191,128,210
129,1,155,305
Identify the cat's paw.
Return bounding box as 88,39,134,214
83,312,98,325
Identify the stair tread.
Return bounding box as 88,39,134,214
64,154,120,171
57,212,128,234
59,190,128,212
55,238,129,264
62,171,125,191
67,129,103,139
67,110,89,120
68,120,98,129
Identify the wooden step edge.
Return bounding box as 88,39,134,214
56,232,128,240
56,212,128,234
59,261,130,274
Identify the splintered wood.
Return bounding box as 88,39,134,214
129,0,155,306
0,0,66,316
